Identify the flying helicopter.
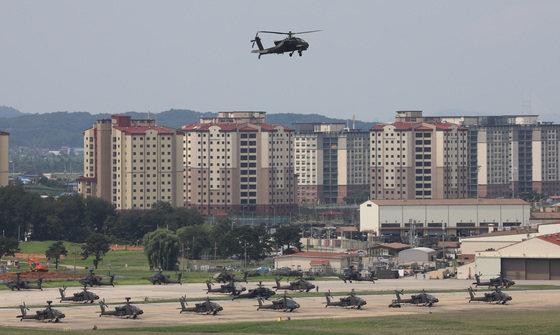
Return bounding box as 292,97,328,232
251,30,321,59
59,286,99,303
179,295,223,315
98,297,143,319
17,301,65,323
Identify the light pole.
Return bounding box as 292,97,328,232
511,166,517,198
476,165,481,201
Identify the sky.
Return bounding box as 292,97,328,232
1,1,559,123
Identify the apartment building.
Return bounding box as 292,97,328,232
0,131,9,186
423,114,560,198
294,123,369,204
370,111,468,200
78,115,183,209
182,112,297,216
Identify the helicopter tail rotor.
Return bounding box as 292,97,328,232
251,33,264,51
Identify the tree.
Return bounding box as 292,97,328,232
81,233,110,269
177,224,213,259
0,236,19,260
228,225,271,263
45,241,67,269
273,226,303,253
143,229,180,271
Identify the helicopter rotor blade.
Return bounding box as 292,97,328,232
293,30,322,35
257,30,290,35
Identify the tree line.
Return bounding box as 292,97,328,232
0,186,302,270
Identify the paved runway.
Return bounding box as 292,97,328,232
1,279,560,331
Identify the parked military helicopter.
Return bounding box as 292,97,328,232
17,301,65,323
325,290,367,309
232,281,276,300
339,266,377,283
205,280,246,295
257,293,300,312
79,269,115,287
148,270,183,285
6,273,43,291
389,289,439,307
273,277,315,292
59,286,99,303
179,295,223,315
473,273,515,289
251,30,321,59
98,297,143,319
468,287,512,304
212,270,248,283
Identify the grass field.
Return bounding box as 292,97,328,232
0,310,559,334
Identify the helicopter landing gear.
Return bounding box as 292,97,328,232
298,50,303,56
289,52,294,57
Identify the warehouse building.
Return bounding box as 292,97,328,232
274,251,359,273
398,247,437,265
475,233,560,280
360,199,530,238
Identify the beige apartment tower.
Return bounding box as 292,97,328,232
0,131,9,187
183,112,297,216
78,115,183,210
294,123,369,204
370,111,468,200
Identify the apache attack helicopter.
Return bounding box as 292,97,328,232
273,277,315,292
257,293,300,312
148,270,183,285
98,297,143,319
17,301,65,323
251,30,321,59
212,270,248,283
473,273,515,289
232,281,276,300
389,289,439,308
179,295,223,315
467,287,512,304
339,266,377,284
325,290,367,309
6,273,43,291
205,280,245,295
59,286,99,303
79,269,115,287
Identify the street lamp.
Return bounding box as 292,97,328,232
511,166,517,198
476,165,481,201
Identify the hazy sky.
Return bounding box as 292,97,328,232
1,1,559,122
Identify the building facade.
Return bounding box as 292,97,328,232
294,123,369,204
422,114,560,198
359,199,531,238
369,111,468,200
0,131,9,186
78,115,183,210
182,112,297,216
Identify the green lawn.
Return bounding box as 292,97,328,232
0,310,559,334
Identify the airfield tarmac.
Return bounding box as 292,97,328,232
1,279,560,331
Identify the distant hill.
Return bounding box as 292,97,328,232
0,109,376,149
0,106,24,118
